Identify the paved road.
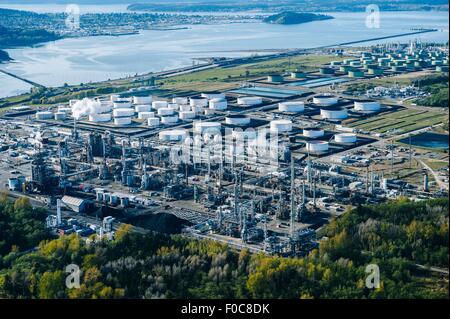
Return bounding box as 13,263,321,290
417,158,449,191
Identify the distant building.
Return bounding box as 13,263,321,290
61,196,89,213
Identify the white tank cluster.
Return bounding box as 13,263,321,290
313,95,339,106
237,96,263,106
303,128,325,138
306,141,329,153
161,116,178,125
354,100,381,112
320,108,348,120
225,115,251,126
270,120,293,133
194,121,222,134
334,133,357,144
36,111,54,120
278,101,304,113
159,129,187,142
54,112,67,121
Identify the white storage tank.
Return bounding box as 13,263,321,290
225,115,251,126
209,99,228,110
138,112,155,120
320,108,348,120
354,100,381,112
179,111,196,120
334,133,357,144
89,113,112,122
54,112,67,121
179,104,191,112
113,101,132,109
161,116,178,125
159,129,187,142
201,92,225,100
232,130,257,140
133,96,152,105
113,108,134,118
157,108,175,116
152,101,168,110
58,106,72,113
194,121,222,134
306,141,329,153
237,96,263,106
270,120,293,133
313,95,338,106
303,128,325,138
110,95,120,102
147,117,160,127
190,97,208,108
278,101,305,113
114,117,132,126
168,103,179,110
172,97,189,105
36,111,53,120
135,104,151,113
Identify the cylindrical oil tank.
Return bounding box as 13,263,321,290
278,101,304,113
179,111,196,120
179,104,191,112
133,96,152,105
354,100,381,112
267,74,284,83
157,108,175,116
110,195,119,206
8,178,20,191
113,108,134,118
194,122,221,134
237,96,262,106
303,128,325,138
147,117,160,127
232,130,257,140
201,92,225,100
110,95,120,102
348,70,365,78
334,133,357,144
161,116,178,125
313,95,338,106
168,103,179,110
270,120,293,133
320,67,335,75
152,101,168,109
172,97,189,105
159,130,187,142
291,71,306,79
54,112,67,120
209,98,228,110
114,117,132,126
113,100,132,109
306,141,329,153
58,107,72,114
135,104,151,113
138,112,155,120
96,192,104,202
103,193,111,203
225,115,251,126
36,111,53,120
89,113,112,122
320,108,348,120
190,98,208,108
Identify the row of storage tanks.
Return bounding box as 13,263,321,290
330,50,448,76
276,96,380,120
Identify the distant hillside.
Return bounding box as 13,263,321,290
0,23,60,49
263,12,333,25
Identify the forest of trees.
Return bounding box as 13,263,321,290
0,194,448,299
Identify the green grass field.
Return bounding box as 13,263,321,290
347,108,446,134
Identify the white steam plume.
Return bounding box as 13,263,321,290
71,98,102,120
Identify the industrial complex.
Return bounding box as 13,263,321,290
1,42,448,257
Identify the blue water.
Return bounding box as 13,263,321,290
399,132,449,149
